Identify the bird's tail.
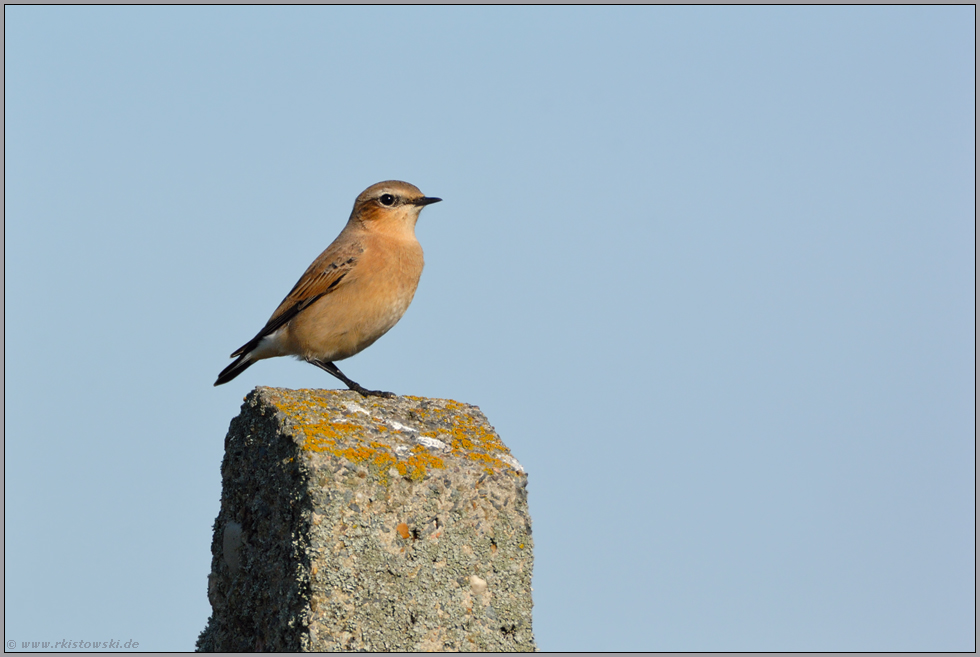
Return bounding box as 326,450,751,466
214,353,255,386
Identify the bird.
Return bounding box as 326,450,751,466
214,180,441,397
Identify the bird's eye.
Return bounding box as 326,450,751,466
379,194,396,206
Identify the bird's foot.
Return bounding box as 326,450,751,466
307,359,396,399
349,384,396,399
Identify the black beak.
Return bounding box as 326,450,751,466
414,196,442,206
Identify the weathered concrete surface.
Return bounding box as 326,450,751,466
197,387,534,652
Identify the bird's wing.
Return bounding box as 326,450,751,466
230,240,363,358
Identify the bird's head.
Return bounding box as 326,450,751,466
351,180,441,231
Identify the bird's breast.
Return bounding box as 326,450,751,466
284,235,423,362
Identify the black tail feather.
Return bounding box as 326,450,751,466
214,354,255,386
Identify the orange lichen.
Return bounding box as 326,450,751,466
394,447,445,481
266,389,519,485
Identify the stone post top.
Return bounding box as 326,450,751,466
241,386,527,484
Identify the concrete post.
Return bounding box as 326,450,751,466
197,387,535,652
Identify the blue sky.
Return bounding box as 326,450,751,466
4,6,975,651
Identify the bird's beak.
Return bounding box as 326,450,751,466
414,196,442,206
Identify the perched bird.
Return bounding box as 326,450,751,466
214,180,441,397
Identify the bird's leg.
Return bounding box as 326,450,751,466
308,359,395,399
